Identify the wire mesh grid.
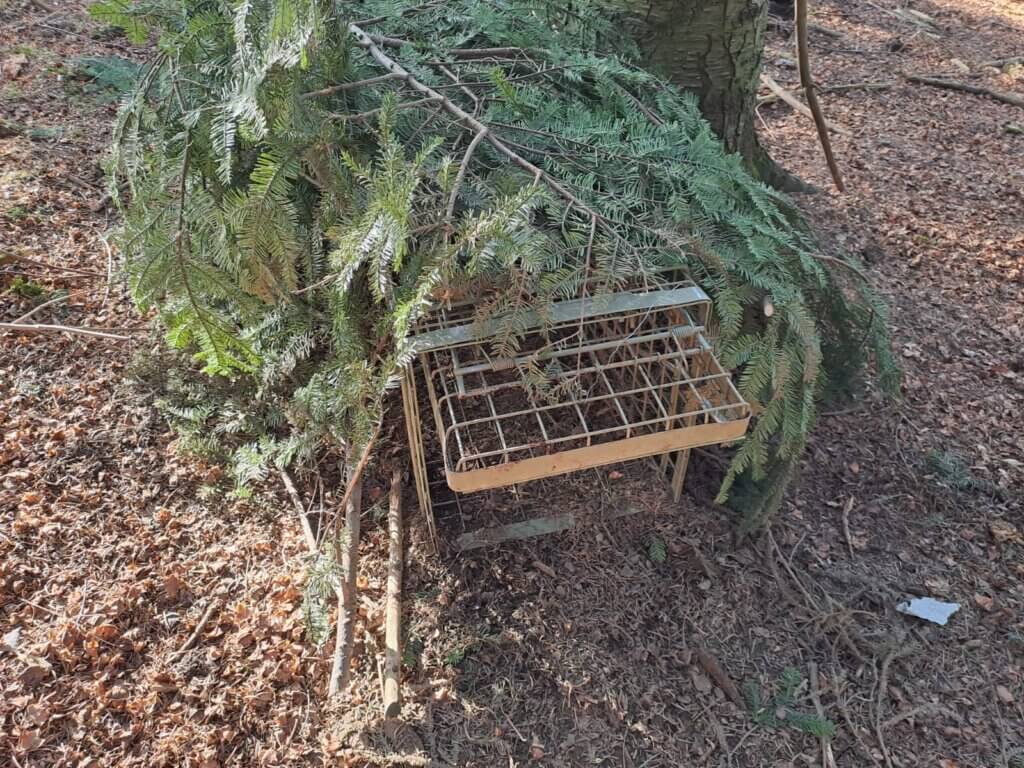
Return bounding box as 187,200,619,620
408,282,750,494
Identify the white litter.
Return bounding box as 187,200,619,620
896,597,960,626
1,627,20,652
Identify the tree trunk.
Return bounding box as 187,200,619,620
626,0,805,190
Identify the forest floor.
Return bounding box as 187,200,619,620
1,0,1022,766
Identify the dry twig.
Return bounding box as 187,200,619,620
332,420,383,535
383,466,404,719
9,294,69,325
796,0,845,190
760,74,851,136
2,253,106,278
328,475,363,697
347,23,636,256
171,601,220,659
841,496,855,558
905,73,1024,109
0,322,131,341
279,469,319,553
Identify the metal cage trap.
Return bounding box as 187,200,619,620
400,280,751,550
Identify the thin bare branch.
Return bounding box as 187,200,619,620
905,73,1024,108
329,96,442,122
2,253,105,278
279,469,319,553
301,73,400,100
10,294,69,324
796,0,845,191
760,74,850,136
445,127,488,222
0,322,132,340
328,475,362,697
348,23,636,256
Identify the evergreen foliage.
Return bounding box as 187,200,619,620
97,0,897,527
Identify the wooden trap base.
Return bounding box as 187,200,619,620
401,283,750,551
402,367,711,552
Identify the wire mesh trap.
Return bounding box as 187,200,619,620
401,281,751,549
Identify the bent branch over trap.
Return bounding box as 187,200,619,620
401,281,751,550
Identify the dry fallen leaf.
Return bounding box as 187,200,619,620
18,661,52,689
995,684,1014,704
974,594,995,612
989,519,1023,545
16,728,42,754
92,623,120,641
164,573,185,601
1,54,28,80
529,735,545,761
689,666,713,694
25,702,50,727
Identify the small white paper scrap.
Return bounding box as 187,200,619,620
896,597,960,626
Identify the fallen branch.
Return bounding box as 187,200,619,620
760,75,851,136
874,648,897,768
796,0,845,191
328,475,363,697
2,253,106,278
0,322,131,341
882,702,959,730
759,80,895,105
445,127,488,222
981,56,1023,69
904,73,1024,109
329,96,443,122
841,496,855,558
383,466,404,719
347,23,634,255
279,469,319,553
324,421,382,698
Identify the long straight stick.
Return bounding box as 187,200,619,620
796,0,845,191
327,475,362,697
383,467,404,718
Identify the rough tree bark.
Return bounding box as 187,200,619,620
626,0,805,190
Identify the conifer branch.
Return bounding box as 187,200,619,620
348,23,637,254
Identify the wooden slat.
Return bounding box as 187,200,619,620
446,417,748,493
